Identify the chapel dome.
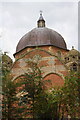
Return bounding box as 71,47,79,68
16,12,67,53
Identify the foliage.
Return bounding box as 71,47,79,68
62,71,80,118
1,52,20,119
17,60,56,119
1,52,80,119
14,58,80,119
49,71,80,119
2,72,18,119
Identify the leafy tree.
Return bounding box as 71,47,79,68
62,71,80,118
2,52,80,119
46,71,80,119
46,87,63,119
49,71,80,119
1,52,20,119
2,73,18,119
17,60,54,119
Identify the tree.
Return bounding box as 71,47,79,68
62,71,80,118
2,73,18,119
2,52,80,119
1,52,20,119
46,71,80,119
1,54,56,119
50,71,80,119
45,87,63,119
17,60,54,119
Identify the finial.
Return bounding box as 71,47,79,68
37,11,45,28
4,51,8,55
40,10,42,16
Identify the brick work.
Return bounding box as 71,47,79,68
12,46,68,88
14,46,68,59
43,73,64,88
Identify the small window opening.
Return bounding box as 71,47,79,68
71,63,77,71
65,57,69,63
78,56,80,60
72,56,75,59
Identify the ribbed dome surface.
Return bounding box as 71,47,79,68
16,27,67,53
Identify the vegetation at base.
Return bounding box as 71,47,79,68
1,53,80,119
17,60,57,119
48,71,80,119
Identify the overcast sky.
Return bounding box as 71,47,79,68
0,1,78,60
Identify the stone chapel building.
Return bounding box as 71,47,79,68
11,12,80,88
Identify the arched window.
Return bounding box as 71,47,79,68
73,63,77,71
72,56,76,59
65,57,69,63
78,56,80,60
70,63,77,71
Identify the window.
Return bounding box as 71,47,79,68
78,56,80,60
65,57,69,63
72,56,75,59
73,63,77,71
70,63,77,71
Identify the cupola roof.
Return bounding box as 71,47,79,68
15,13,67,54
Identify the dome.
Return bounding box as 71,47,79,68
16,27,67,53
15,12,67,54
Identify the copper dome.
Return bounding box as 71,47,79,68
16,27,67,53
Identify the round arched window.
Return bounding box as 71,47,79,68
65,57,69,63
70,63,77,71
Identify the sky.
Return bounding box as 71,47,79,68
0,1,79,60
